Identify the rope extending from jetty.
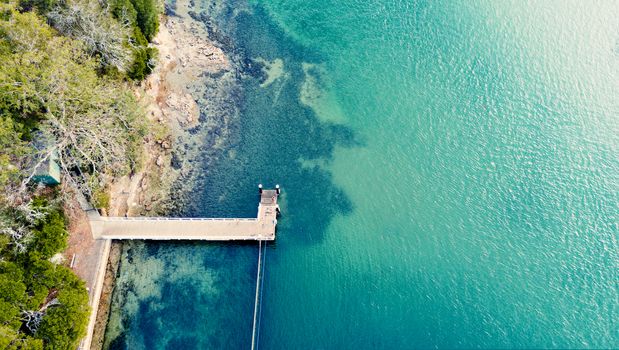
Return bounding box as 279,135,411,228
251,240,266,350
256,240,267,349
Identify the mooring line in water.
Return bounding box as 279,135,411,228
251,240,264,350
255,240,267,349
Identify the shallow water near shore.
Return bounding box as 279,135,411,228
105,0,619,348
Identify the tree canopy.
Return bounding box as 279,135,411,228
0,202,90,349
0,2,148,201
0,0,160,347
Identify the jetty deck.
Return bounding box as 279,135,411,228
79,187,279,350
89,189,280,241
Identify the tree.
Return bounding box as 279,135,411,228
0,273,27,306
0,8,53,121
128,44,157,80
128,0,159,41
0,324,43,350
0,262,27,329
0,3,122,348
109,0,159,80
0,218,32,254
0,4,147,202
47,0,132,72
0,199,49,254
18,0,56,14
31,210,66,259
35,287,89,349
0,117,29,198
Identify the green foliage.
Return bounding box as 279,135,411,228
110,0,159,80
21,255,53,309
15,0,160,80
0,325,18,349
0,2,159,345
0,266,26,304
31,211,67,259
0,263,26,328
36,287,89,349
1,4,149,195
0,8,55,121
93,188,110,210
47,0,134,73
128,46,157,80
0,201,89,348
0,235,9,253
110,0,137,25
0,117,28,194
128,0,158,41
0,324,43,350
0,301,20,330
18,0,56,13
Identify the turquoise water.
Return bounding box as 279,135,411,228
105,0,619,348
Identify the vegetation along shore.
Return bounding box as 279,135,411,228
0,0,202,347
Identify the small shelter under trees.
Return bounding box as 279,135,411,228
33,151,61,186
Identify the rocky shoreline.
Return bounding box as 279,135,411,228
107,4,233,217
87,0,250,347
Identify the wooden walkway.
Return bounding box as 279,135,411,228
89,189,280,241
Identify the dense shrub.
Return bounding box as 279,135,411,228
31,211,67,259
0,204,89,348
18,0,56,13
113,0,159,80
36,276,89,349
0,263,26,328
129,0,158,41
129,45,157,80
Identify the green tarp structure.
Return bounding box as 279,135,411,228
32,151,61,185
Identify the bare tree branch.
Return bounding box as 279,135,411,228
47,0,132,71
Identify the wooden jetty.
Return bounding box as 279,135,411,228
79,186,280,350
89,187,280,241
